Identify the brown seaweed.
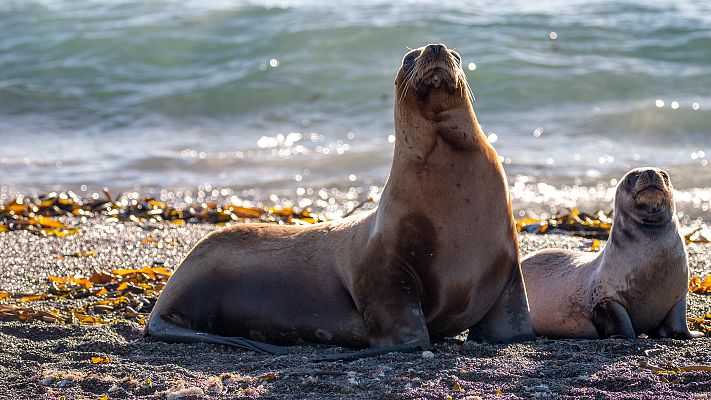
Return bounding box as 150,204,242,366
687,312,711,336
0,266,171,325
516,209,613,239
0,190,325,237
689,275,711,295
2,191,709,244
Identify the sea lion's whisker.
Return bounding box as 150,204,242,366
398,64,418,104
463,77,475,103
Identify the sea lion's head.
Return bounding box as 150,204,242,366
395,43,471,121
615,167,675,227
394,44,483,155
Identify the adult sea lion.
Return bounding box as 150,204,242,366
146,43,534,356
522,167,703,340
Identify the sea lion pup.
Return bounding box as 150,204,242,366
522,167,703,340
146,43,534,357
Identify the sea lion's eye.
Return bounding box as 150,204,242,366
402,52,418,72
626,173,639,187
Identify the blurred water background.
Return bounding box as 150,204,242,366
0,0,709,221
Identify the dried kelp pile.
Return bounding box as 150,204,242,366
0,191,324,237
2,191,710,244
0,266,170,325
687,312,711,336
689,275,711,295
516,209,613,239
517,209,711,244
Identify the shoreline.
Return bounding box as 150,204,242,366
2,174,711,224
0,216,710,399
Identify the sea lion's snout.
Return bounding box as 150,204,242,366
428,43,445,55
620,168,673,224
419,44,458,89
633,170,669,207
405,44,462,99
634,170,666,193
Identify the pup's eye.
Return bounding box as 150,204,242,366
626,172,639,187
402,52,418,71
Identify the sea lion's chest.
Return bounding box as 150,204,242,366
421,222,517,335
596,246,688,333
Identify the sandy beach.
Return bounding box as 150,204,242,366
1,216,709,399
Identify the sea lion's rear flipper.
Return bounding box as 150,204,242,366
311,342,426,362
468,267,535,343
592,299,636,339
655,295,704,339
146,315,288,355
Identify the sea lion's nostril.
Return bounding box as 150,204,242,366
429,44,445,55
646,170,656,181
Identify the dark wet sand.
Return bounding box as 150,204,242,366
1,218,710,399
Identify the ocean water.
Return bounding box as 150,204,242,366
0,0,709,220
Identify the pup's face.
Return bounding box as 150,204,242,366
615,167,675,226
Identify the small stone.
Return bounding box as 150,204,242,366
421,351,435,359
531,384,550,393
39,377,53,386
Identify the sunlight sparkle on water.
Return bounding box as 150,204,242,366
487,133,498,143
671,101,679,110
655,99,665,108
692,102,700,111
549,32,558,40
467,63,477,71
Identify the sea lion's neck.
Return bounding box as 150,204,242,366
376,103,507,219
606,211,680,254
391,102,487,166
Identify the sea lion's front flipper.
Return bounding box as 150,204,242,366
655,295,704,339
592,299,636,339
309,296,429,362
468,266,535,343
351,224,433,350
146,315,288,355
